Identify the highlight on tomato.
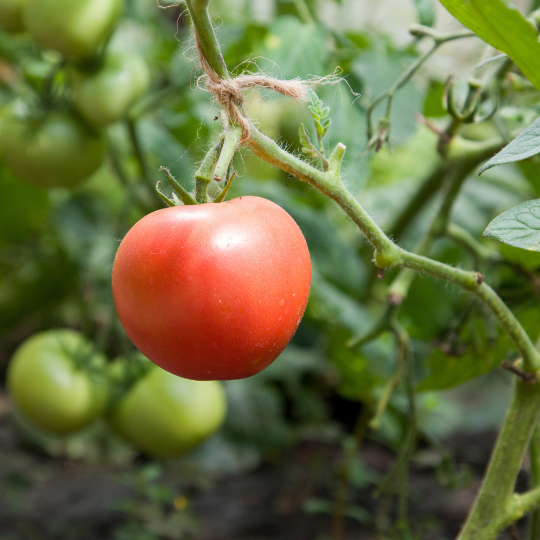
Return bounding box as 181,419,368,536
112,196,312,381
23,0,123,58
0,107,105,188
108,355,227,459
7,329,110,436
72,51,150,126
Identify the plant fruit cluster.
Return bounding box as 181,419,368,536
7,329,227,458
0,0,149,188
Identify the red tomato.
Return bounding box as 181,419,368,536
112,196,311,381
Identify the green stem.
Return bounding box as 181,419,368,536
107,136,156,213
398,326,416,533
213,126,242,181
126,118,151,185
458,381,540,540
331,405,371,540
249,131,392,251
370,321,404,430
388,161,468,302
247,126,540,372
529,427,540,540
185,0,229,79
366,29,475,141
293,0,314,24
388,136,504,239
388,161,448,239
128,83,188,120
374,326,417,536
446,223,503,264
368,43,438,140
194,137,224,203
387,233,433,304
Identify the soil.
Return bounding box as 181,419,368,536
0,390,520,540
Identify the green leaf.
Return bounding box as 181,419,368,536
261,17,328,79
483,199,540,251
500,243,540,270
306,88,326,117
439,0,540,90
298,123,320,159
314,118,324,138
413,0,436,26
299,122,312,148
478,118,540,174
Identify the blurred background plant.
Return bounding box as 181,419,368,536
1,0,540,539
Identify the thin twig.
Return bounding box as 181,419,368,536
331,405,371,540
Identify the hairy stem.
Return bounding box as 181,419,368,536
213,126,242,181
194,137,224,203
529,427,540,540
458,382,540,540
366,28,475,141
185,0,228,79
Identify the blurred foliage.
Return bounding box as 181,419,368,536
3,0,540,538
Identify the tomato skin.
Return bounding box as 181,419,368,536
7,329,109,436
112,196,311,381
0,0,30,32
109,364,226,459
23,0,122,58
0,110,105,188
72,51,150,126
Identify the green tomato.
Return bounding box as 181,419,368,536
23,0,123,58
7,329,109,436
72,51,150,126
109,363,227,459
0,109,105,188
0,0,30,32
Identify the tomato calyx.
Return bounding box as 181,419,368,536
156,127,241,207
156,164,236,207
107,352,154,409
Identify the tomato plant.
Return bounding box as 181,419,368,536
0,109,105,188
108,357,226,459
72,51,150,126
23,0,122,58
0,0,29,32
7,329,109,435
112,196,311,381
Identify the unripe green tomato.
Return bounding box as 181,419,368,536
0,0,30,32
7,329,109,436
0,109,105,188
23,0,122,58
109,364,227,459
72,51,150,126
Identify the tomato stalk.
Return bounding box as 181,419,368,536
194,136,224,203
213,126,242,182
